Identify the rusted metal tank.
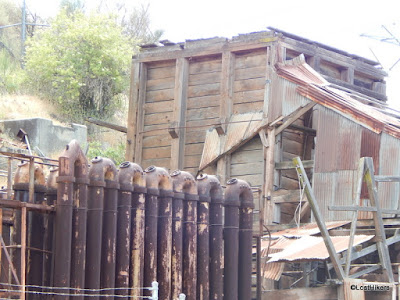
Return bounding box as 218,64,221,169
54,140,88,300
171,170,198,300
70,156,89,300
43,168,58,290
144,166,172,298
85,157,118,300
12,161,46,299
237,180,254,300
129,163,146,299
196,174,223,300
100,158,119,300
115,162,144,297
224,178,254,300
223,178,240,300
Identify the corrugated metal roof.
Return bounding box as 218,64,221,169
268,235,374,262
276,55,400,139
270,221,350,238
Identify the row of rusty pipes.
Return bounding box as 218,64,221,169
0,140,254,300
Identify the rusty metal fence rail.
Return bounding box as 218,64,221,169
0,140,254,300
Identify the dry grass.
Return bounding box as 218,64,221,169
0,94,64,124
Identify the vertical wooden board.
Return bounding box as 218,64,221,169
378,133,400,210
313,172,336,221
267,71,284,122
171,57,189,170
134,63,148,165
314,106,340,173
126,61,140,161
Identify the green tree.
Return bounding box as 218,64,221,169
24,9,133,121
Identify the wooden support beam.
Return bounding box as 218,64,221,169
364,157,394,283
375,176,400,182
171,58,189,170
86,117,127,133
293,157,345,280
274,102,317,136
133,63,147,165
264,127,277,224
28,157,34,204
126,61,141,161
0,199,54,212
21,206,26,300
275,160,314,170
217,51,234,183
7,157,12,199
349,265,381,279
0,234,20,286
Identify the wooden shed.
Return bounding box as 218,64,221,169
126,27,399,228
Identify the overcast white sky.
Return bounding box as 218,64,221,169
25,0,400,108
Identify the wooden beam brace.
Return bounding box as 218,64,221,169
86,117,127,133
126,61,141,161
275,102,316,136
275,160,314,170
171,58,189,170
349,265,381,279
293,157,345,280
375,176,400,182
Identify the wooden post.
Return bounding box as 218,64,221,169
263,127,276,225
364,157,394,283
345,158,365,276
126,60,141,162
21,205,26,300
217,51,234,183
171,58,189,170
7,157,12,199
293,157,345,280
133,63,147,165
28,157,34,203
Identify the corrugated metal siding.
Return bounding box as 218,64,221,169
334,170,357,220
360,129,381,201
268,71,284,122
378,133,400,211
336,118,362,170
313,172,336,221
314,106,340,173
281,79,311,116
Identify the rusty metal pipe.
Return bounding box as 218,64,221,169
197,174,223,300
70,159,89,300
171,181,184,299
54,140,88,300
143,166,172,298
12,161,46,299
43,168,58,291
86,157,118,300
237,180,254,300
114,162,134,296
171,170,198,300
224,178,254,300
223,178,241,300
129,163,146,299
156,171,173,300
